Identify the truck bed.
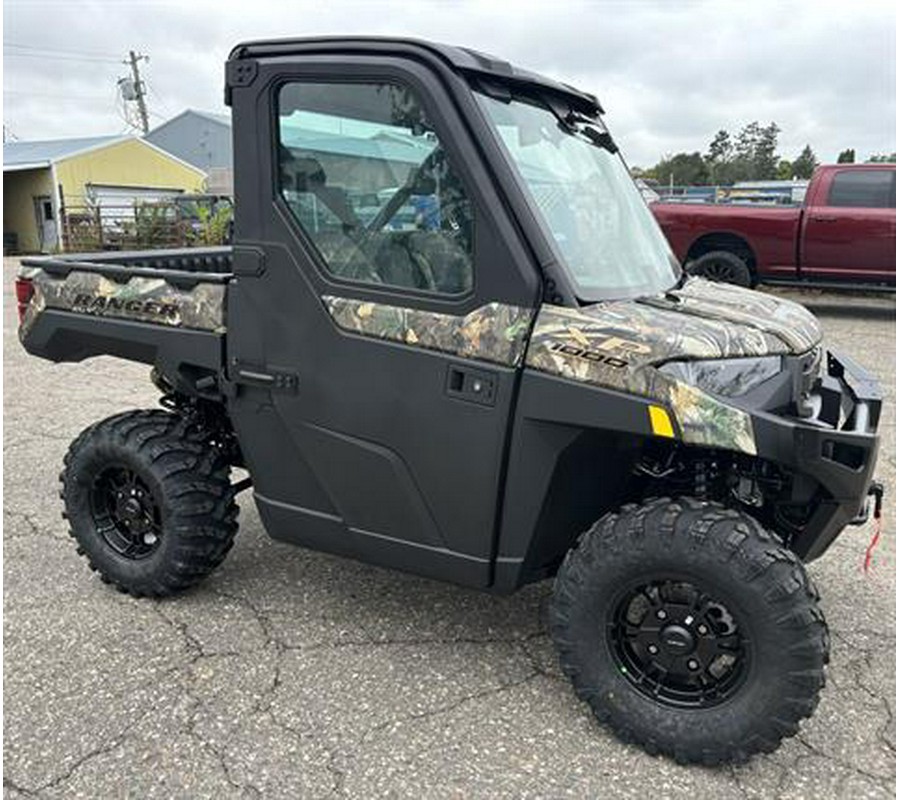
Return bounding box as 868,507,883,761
18,247,233,387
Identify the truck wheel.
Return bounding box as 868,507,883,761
686,250,752,287
550,497,827,765
61,410,239,597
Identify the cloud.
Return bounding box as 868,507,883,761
3,0,895,166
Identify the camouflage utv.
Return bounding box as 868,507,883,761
17,38,883,766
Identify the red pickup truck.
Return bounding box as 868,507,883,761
652,164,895,290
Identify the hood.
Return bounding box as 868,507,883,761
524,278,822,455
527,277,821,370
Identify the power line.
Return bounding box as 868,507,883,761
145,81,172,116
5,41,122,60
4,89,113,102
6,45,161,137
5,52,120,64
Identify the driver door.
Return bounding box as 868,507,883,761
226,56,540,587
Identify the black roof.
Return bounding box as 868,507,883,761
228,36,601,113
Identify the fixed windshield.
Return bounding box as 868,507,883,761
476,91,679,301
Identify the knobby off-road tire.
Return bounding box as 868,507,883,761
61,409,239,597
550,497,828,765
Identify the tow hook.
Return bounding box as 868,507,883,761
862,481,885,575
871,481,885,520
850,480,884,526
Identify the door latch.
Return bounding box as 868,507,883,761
446,365,497,406
232,362,299,393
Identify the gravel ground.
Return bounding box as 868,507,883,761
3,258,896,798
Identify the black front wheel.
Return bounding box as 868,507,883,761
61,410,239,597
550,497,828,765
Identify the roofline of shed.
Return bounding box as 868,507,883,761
137,137,210,178
40,135,209,179
146,108,231,138
45,136,131,164
2,162,51,172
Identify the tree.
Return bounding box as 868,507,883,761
866,153,896,163
727,121,781,181
706,129,732,162
705,129,732,183
776,159,794,180
753,123,781,180
731,121,760,181
651,152,710,186
791,145,818,179
837,148,855,163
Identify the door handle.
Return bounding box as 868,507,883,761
813,215,838,222
446,365,496,406
233,362,299,393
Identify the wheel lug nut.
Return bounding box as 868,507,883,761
698,624,708,635
648,644,659,655
688,659,699,670
656,609,667,620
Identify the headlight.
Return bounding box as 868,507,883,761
659,356,782,398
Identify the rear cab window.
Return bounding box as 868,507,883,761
827,169,896,208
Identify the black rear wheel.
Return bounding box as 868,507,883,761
62,410,239,597
550,497,828,765
90,465,163,560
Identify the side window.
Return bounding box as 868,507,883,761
827,170,895,208
277,81,474,295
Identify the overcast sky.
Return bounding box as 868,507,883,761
3,0,896,168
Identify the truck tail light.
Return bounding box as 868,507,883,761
15,276,34,325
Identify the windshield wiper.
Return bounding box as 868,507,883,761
577,123,618,154
560,110,618,154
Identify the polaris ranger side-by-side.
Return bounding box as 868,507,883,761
17,38,883,765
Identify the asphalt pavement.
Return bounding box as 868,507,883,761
3,258,896,798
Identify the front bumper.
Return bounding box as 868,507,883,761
751,349,882,561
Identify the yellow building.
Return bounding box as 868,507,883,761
3,135,206,253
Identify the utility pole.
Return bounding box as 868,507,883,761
126,51,150,134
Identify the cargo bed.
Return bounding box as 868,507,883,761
17,247,233,387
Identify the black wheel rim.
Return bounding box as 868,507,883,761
697,259,737,282
607,579,749,708
89,465,163,560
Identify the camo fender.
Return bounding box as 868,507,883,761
523,279,822,454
